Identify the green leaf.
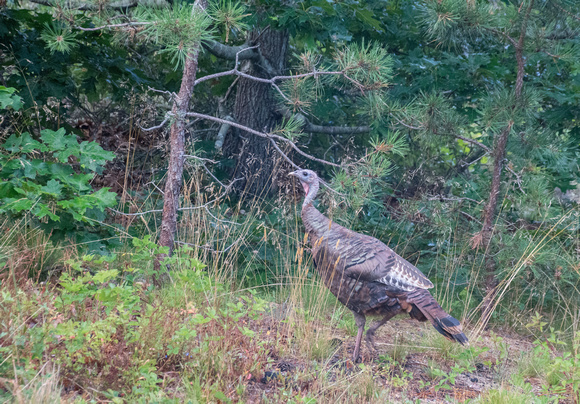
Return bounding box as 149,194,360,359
62,173,94,192
40,128,68,151
33,203,60,221
355,9,382,31
22,159,49,179
90,187,117,209
2,133,42,153
79,141,115,171
41,179,63,197
0,86,23,111
93,269,119,284
0,198,35,213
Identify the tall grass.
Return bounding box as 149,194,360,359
1,152,579,402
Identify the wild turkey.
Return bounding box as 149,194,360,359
290,169,468,361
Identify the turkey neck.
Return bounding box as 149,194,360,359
302,177,320,208
301,178,331,243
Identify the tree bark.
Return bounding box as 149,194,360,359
479,0,533,325
222,29,289,197
155,1,205,280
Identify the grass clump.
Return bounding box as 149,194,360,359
0,237,272,402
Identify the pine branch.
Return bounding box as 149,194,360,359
26,0,138,10
203,40,259,61
280,110,370,135
552,1,580,21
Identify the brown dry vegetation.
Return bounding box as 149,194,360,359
1,204,578,403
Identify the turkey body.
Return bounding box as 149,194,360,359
302,201,468,360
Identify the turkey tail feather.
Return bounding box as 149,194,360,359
406,290,468,345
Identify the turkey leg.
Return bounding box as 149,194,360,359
365,308,403,354
352,312,366,362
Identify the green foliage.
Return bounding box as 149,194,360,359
41,21,78,54
527,314,580,403
133,1,215,68
0,127,116,228
0,86,22,111
209,0,250,43
0,239,270,402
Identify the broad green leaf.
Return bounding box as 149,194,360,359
79,141,115,171
62,173,94,192
93,269,119,284
22,158,49,179
40,128,68,151
41,179,63,197
2,133,42,153
33,203,60,221
0,86,22,111
90,187,117,209
1,198,35,213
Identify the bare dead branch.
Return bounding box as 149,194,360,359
427,195,482,204
75,21,149,31
389,113,424,130
483,27,518,47
175,239,240,253
504,160,526,194
280,109,370,135
552,1,580,21
460,210,483,225
184,155,218,164
184,111,342,167
27,0,138,10
109,178,242,217
303,121,370,134
454,134,492,153
203,40,260,61
269,138,299,169
108,207,163,216
148,86,177,98
140,117,169,132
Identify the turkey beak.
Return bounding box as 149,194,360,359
289,171,298,177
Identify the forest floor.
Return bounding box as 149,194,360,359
241,303,565,403
2,264,577,403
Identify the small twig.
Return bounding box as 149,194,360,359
504,160,526,194
75,21,149,31
269,138,299,169
483,27,518,47
110,177,242,217
203,206,241,226
427,195,482,204
184,155,218,164
144,181,165,195
460,211,483,225
148,86,177,98
454,134,492,153
175,239,240,253
139,117,169,132
184,111,342,167
320,179,347,197
460,152,489,167
108,207,163,216
389,113,424,130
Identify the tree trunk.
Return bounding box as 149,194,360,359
223,29,289,197
155,2,205,280
479,0,532,324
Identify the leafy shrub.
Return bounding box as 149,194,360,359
0,237,270,402
0,124,117,239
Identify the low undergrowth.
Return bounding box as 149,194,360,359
0,237,272,403
1,236,579,403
